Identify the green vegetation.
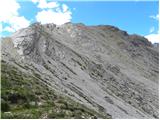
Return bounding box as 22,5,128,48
1,61,110,119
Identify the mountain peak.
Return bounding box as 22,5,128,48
1,22,159,119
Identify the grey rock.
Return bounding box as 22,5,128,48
1,22,159,119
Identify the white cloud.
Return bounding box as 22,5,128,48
145,34,160,44
0,22,2,37
0,0,30,33
31,0,59,9
31,0,39,3
5,16,30,32
62,4,69,12
0,0,20,22
147,13,160,43
32,0,72,25
3,26,15,32
149,14,159,21
149,26,155,33
36,9,72,25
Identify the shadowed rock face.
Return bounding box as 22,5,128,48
1,22,159,119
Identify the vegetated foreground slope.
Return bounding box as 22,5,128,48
1,22,159,119
1,61,108,119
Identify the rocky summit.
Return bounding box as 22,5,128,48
1,22,159,119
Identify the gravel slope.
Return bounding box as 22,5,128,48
1,22,159,118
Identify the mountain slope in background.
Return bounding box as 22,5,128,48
1,22,159,118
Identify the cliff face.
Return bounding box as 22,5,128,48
1,22,159,118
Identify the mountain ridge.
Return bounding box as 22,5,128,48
1,22,159,118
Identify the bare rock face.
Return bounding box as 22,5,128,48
1,22,159,118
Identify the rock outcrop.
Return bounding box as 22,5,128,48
1,22,159,118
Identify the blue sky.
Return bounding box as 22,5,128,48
0,0,159,43
67,1,159,35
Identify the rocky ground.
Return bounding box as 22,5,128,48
1,22,159,118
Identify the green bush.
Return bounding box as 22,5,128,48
23,101,31,109
1,99,10,112
48,112,56,119
1,112,14,119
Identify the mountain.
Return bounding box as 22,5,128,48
1,22,159,119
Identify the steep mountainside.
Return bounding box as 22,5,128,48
1,22,159,118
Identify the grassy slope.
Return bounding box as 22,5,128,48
1,60,111,119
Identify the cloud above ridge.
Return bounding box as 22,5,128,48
0,0,30,33
145,13,159,43
0,0,72,34
32,0,72,25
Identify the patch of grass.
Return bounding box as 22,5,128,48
1,99,10,112
1,61,111,119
